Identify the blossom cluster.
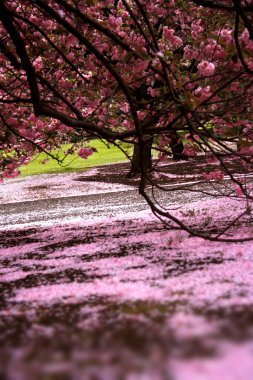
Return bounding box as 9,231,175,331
0,0,253,221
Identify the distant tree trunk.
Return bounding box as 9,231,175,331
128,136,153,177
128,134,187,177
170,134,187,161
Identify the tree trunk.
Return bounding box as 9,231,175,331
128,136,153,177
128,134,187,177
169,135,187,161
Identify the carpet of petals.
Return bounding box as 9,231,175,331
1,169,253,380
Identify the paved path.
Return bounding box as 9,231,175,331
0,176,209,230
0,189,146,229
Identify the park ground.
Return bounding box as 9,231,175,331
1,160,253,380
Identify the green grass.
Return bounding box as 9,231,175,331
20,140,132,177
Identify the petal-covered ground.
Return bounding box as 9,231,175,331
1,163,253,380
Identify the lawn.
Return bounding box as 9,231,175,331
20,139,132,176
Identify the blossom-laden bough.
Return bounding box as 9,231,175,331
1,0,253,240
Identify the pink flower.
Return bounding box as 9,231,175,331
220,29,233,44
33,57,43,71
3,169,20,178
147,87,159,97
197,61,215,76
120,103,129,113
194,85,212,102
78,147,93,159
66,52,75,62
191,20,204,39
202,170,224,181
163,27,183,48
133,60,149,73
233,184,244,197
241,28,249,44
163,27,175,40
184,45,196,60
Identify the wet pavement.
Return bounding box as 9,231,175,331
0,189,145,229
0,186,211,230
0,161,212,230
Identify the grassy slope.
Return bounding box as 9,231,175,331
20,140,132,177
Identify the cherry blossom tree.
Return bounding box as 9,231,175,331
1,0,253,240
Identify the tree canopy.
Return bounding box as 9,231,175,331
1,0,253,240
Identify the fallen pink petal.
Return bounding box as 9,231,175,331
1,164,253,379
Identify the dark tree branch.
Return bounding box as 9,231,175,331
0,2,41,114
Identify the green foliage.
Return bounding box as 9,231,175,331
20,140,132,176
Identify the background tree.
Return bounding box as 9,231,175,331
1,0,253,240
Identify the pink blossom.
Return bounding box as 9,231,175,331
122,120,131,128
220,29,233,44
197,61,215,76
56,9,65,18
184,45,196,60
191,20,204,39
163,27,175,40
66,52,75,62
77,147,93,159
233,184,244,197
3,169,20,178
33,56,43,71
183,146,197,157
194,85,212,102
163,27,183,48
202,170,224,181
120,103,129,113
108,15,122,28
133,60,149,73
241,28,250,44
147,87,159,97
6,117,18,126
